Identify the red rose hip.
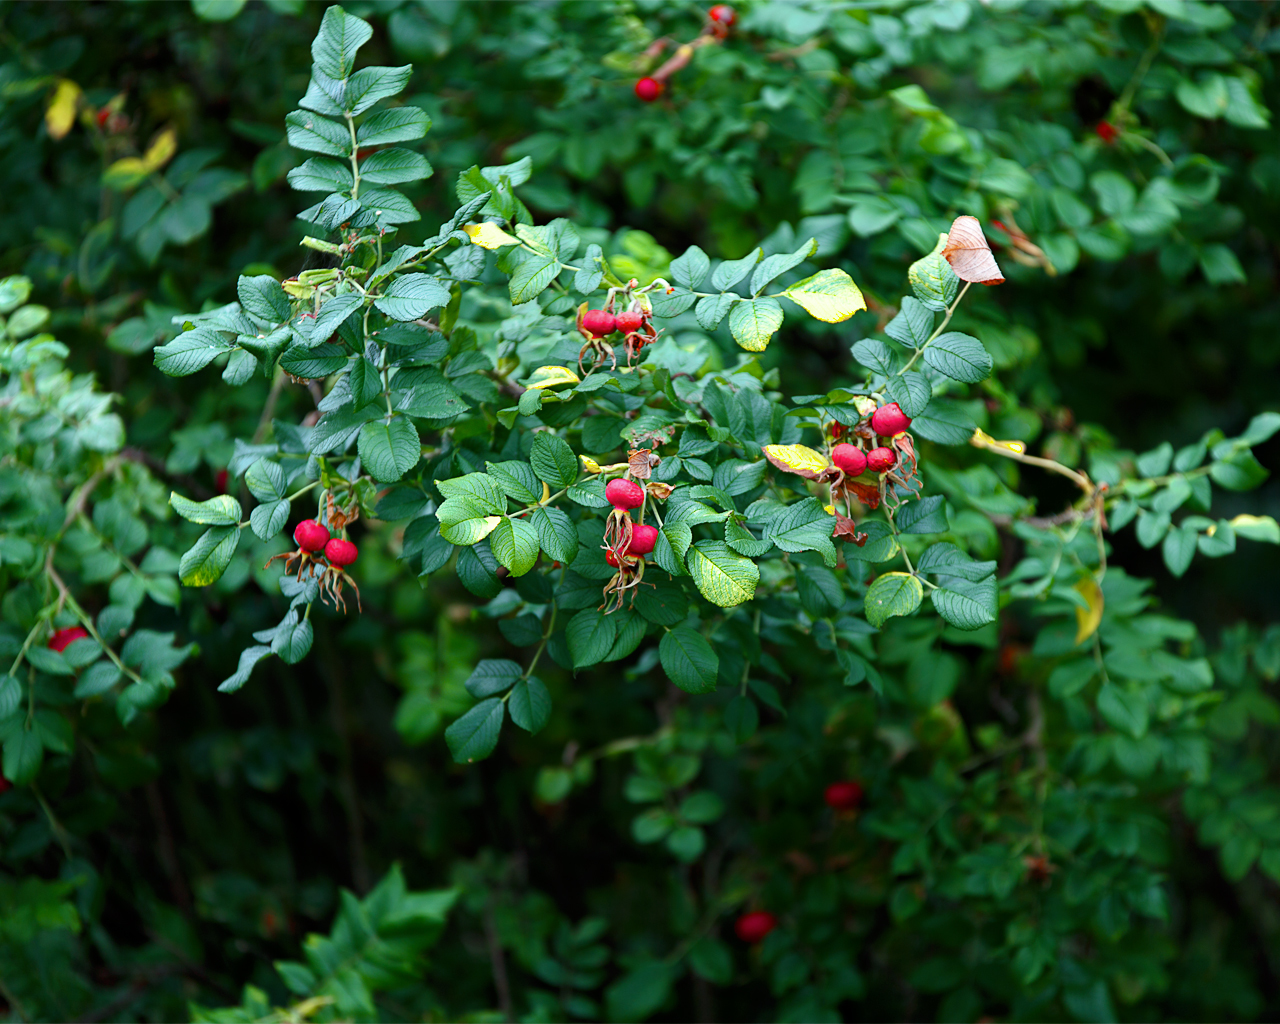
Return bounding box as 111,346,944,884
824,780,864,812
871,402,911,437
628,523,659,555
605,478,645,510
615,310,645,334
1095,121,1117,144
735,911,777,944
581,309,617,337
709,4,736,24
294,520,331,553
831,443,867,477
866,447,896,473
635,77,663,103
48,627,89,653
325,538,358,567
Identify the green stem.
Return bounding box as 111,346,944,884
898,281,971,377
345,116,362,201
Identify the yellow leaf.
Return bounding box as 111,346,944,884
143,128,177,171
45,79,81,140
971,427,1025,454
540,481,551,504
102,157,151,191
1073,577,1103,646
784,268,866,323
465,222,520,249
525,365,580,390
580,455,602,474
762,444,830,480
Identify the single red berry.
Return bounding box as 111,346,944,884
606,549,622,568
324,537,358,567
735,911,777,944
615,310,645,334
1095,121,1117,144
605,478,645,510
709,4,736,25
871,402,912,437
824,780,864,812
581,309,618,338
95,108,110,128
629,523,659,555
831,443,867,477
866,447,896,473
0,775,10,793
294,520,331,553
215,468,229,494
48,627,89,653
635,77,663,103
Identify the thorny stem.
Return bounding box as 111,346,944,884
898,281,971,377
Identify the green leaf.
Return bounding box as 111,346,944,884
445,698,504,763
686,541,759,608
1162,525,1198,577
670,245,710,290
154,328,233,376
345,64,413,117
356,106,432,146
287,156,354,193
374,275,451,321
489,517,540,576
3,729,42,785
765,498,837,567
237,274,291,323
0,675,21,718
751,237,816,293
728,297,784,352
531,505,578,563
605,962,676,1024
864,572,923,628
908,240,959,311
1097,682,1148,738
916,542,996,581
723,694,758,742
360,148,432,185
922,332,993,383
530,432,577,489
179,526,241,587
169,491,242,526
711,247,762,291
931,576,997,630
653,523,692,576
508,677,551,733
358,417,420,482
217,646,272,693
884,371,932,417
659,627,718,694
280,342,347,379
250,499,290,541
347,357,382,409
486,460,541,503
284,110,350,157
465,659,522,698
311,4,373,80
1136,442,1173,478
695,293,737,331
437,495,501,546
1210,450,1268,491
566,608,617,669
885,296,934,348
509,254,560,304
897,495,948,534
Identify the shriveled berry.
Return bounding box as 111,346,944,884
735,911,777,944
831,443,867,477
629,523,659,555
605,478,645,510
709,4,736,24
871,402,912,437
294,520,331,553
615,310,645,334
824,780,864,812
866,447,896,473
325,537,358,567
581,309,617,337
635,77,663,103
48,627,89,653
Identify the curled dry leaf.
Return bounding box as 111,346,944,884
627,448,659,480
646,481,674,500
832,513,868,545
942,215,1005,286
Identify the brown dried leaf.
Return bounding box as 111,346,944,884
942,215,1005,286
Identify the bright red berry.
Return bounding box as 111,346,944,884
615,310,645,334
48,627,89,653
324,537,358,567
606,549,622,568
294,520,331,553
871,403,912,437
735,911,777,944
831,443,867,477
866,447,896,473
1095,121,1117,144
605,478,645,510
581,309,618,337
629,523,659,555
215,468,229,494
635,77,663,103
709,4,736,25
0,775,11,793
824,780,864,812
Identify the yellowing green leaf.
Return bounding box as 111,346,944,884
728,297,783,352
864,572,923,628
1229,514,1280,544
762,444,829,480
465,222,520,249
783,268,866,323
686,540,758,608
525,365,581,390
143,128,177,172
1073,576,1104,645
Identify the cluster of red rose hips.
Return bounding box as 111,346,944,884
579,306,660,371
831,402,912,477
603,478,658,566
292,519,358,567
265,519,361,611
634,5,735,102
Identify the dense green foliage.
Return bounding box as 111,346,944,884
2,2,1280,1022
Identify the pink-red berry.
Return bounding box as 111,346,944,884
831,443,867,477
635,77,663,103
48,627,89,653
709,4,736,24
615,310,645,334
824,780,864,812
866,447,896,473
325,538,358,567
871,403,912,437
1095,121,1117,144
294,520,331,553
581,309,617,337
629,523,659,555
735,911,777,944
605,478,645,510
